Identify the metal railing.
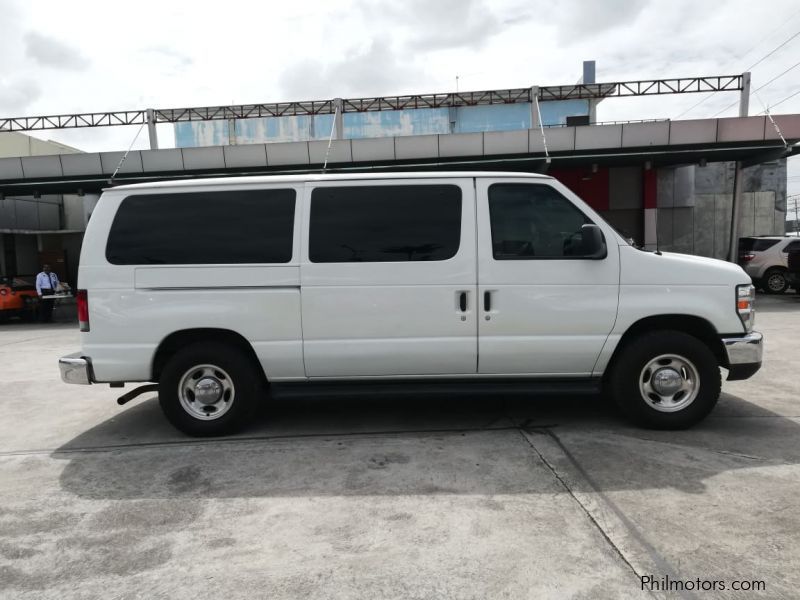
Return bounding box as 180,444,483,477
0,75,744,133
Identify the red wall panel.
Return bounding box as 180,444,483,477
549,167,610,211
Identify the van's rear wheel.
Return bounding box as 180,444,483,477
608,331,721,429
159,342,261,436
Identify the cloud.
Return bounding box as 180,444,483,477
143,45,193,68
548,0,651,43
278,39,424,99
277,0,523,100
356,0,511,51
0,78,42,115
23,31,90,70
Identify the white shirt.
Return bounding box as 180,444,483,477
36,272,60,295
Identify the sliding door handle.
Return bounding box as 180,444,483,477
459,291,468,312
483,291,492,312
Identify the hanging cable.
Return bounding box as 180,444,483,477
322,104,339,172
109,122,146,184
712,59,800,117
739,8,800,64
752,89,789,148
744,29,800,71
675,23,800,119
533,92,550,164
758,88,800,113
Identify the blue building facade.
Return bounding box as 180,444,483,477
174,100,590,148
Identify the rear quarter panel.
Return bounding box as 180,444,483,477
78,185,305,383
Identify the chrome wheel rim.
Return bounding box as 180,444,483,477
178,364,235,420
767,273,785,292
639,354,699,413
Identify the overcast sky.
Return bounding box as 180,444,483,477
0,0,798,198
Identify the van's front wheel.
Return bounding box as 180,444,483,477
159,342,261,436
608,331,721,429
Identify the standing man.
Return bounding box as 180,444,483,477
36,264,60,323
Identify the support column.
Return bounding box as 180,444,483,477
530,86,540,128
227,118,237,145
333,98,344,140
739,72,751,118
146,109,158,150
727,72,750,262
728,162,744,262
583,61,598,124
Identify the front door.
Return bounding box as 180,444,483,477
476,178,620,375
301,179,478,377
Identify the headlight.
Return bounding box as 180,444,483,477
736,284,755,332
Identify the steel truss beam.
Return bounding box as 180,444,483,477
0,75,743,133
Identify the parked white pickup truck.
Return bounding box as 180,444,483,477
59,172,762,436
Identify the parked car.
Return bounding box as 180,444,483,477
0,275,39,322
59,172,763,436
738,236,800,294
786,245,800,293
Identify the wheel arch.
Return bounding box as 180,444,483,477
762,264,788,276
605,314,727,377
151,328,267,384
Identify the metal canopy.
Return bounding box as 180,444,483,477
0,75,744,133
0,141,794,197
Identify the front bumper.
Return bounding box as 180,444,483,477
59,353,93,385
722,331,763,381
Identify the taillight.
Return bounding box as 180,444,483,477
76,289,90,332
740,253,755,262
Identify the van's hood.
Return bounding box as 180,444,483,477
619,246,750,286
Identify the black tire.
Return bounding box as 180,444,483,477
159,341,263,436
607,330,721,429
762,268,788,294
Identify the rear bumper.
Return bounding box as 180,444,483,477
722,331,763,381
742,264,763,280
59,353,94,385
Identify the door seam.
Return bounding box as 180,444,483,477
473,176,480,373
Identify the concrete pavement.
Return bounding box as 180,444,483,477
1,294,799,599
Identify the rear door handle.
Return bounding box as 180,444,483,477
484,291,492,312
459,291,468,312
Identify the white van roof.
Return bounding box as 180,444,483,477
108,171,552,191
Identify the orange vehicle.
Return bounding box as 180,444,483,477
0,275,39,322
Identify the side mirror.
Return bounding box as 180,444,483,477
580,224,607,259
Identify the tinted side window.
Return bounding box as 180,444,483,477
754,239,781,251
739,238,780,252
309,185,462,263
489,183,590,259
781,240,800,253
106,189,296,265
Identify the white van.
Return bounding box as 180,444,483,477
59,172,763,436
